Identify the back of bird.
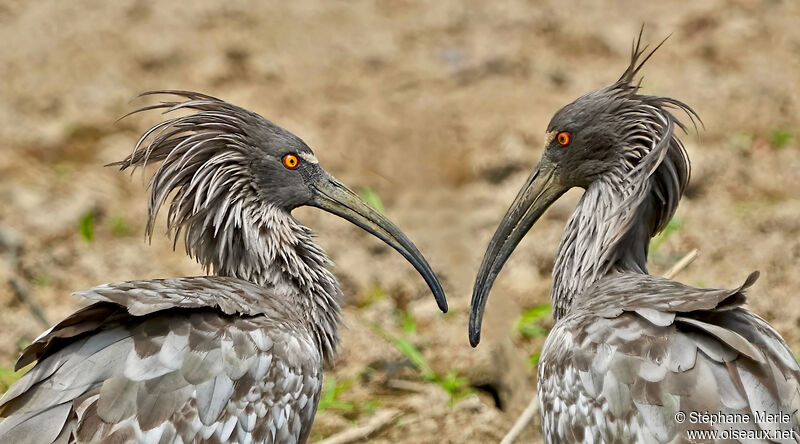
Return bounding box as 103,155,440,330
538,273,800,443
0,278,324,444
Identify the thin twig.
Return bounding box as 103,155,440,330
317,409,402,444
663,248,699,280
9,278,50,328
386,378,428,393
500,393,540,444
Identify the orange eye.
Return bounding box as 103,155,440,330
282,154,300,169
556,131,571,146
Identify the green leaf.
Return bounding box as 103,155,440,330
769,128,795,149
393,337,435,380
516,303,551,323
0,363,32,395
441,369,468,394
110,216,131,237
528,351,541,367
362,285,386,307
370,323,473,407
370,323,432,377
441,369,475,406
317,377,354,413
398,310,417,335
514,303,552,338
78,211,94,242
517,324,547,338
649,217,683,253
317,376,380,414
358,187,385,214
31,273,52,288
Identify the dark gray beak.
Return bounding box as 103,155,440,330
310,172,448,313
469,160,567,346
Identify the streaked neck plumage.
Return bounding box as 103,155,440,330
206,204,343,362
165,171,343,361
551,171,651,321
550,113,690,321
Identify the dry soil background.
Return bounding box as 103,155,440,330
0,1,799,443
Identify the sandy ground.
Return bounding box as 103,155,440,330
0,1,799,442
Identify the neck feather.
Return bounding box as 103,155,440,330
192,202,343,362
551,146,685,320
551,175,646,319
549,94,692,320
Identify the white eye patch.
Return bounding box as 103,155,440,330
299,152,319,164
544,130,557,147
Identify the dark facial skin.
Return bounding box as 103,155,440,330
544,90,628,189
251,148,318,210
248,125,319,210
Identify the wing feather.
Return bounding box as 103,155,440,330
0,403,71,444
540,273,800,443
0,276,322,444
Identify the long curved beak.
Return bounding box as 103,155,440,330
469,160,567,346
310,173,448,312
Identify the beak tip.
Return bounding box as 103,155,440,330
469,330,481,347
468,310,482,347
433,289,448,313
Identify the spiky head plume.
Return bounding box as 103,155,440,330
112,91,324,284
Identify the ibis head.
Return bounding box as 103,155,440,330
118,91,447,313
469,37,698,346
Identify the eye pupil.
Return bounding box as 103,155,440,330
283,154,299,169
557,132,571,146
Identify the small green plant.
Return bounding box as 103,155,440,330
31,273,52,288
393,336,435,379
728,132,754,151
515,304,551,368
317,377,355,413
0,363,31,395
78,211,94,242
372,323,474,406
358,187,385,214
0,367,17,395
439,370,470,399
110,216,131,237
317,376,379,414
397,309,417,335
769,128,795,149
649,217,683,254
359,285,387,308
514,303,551,338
